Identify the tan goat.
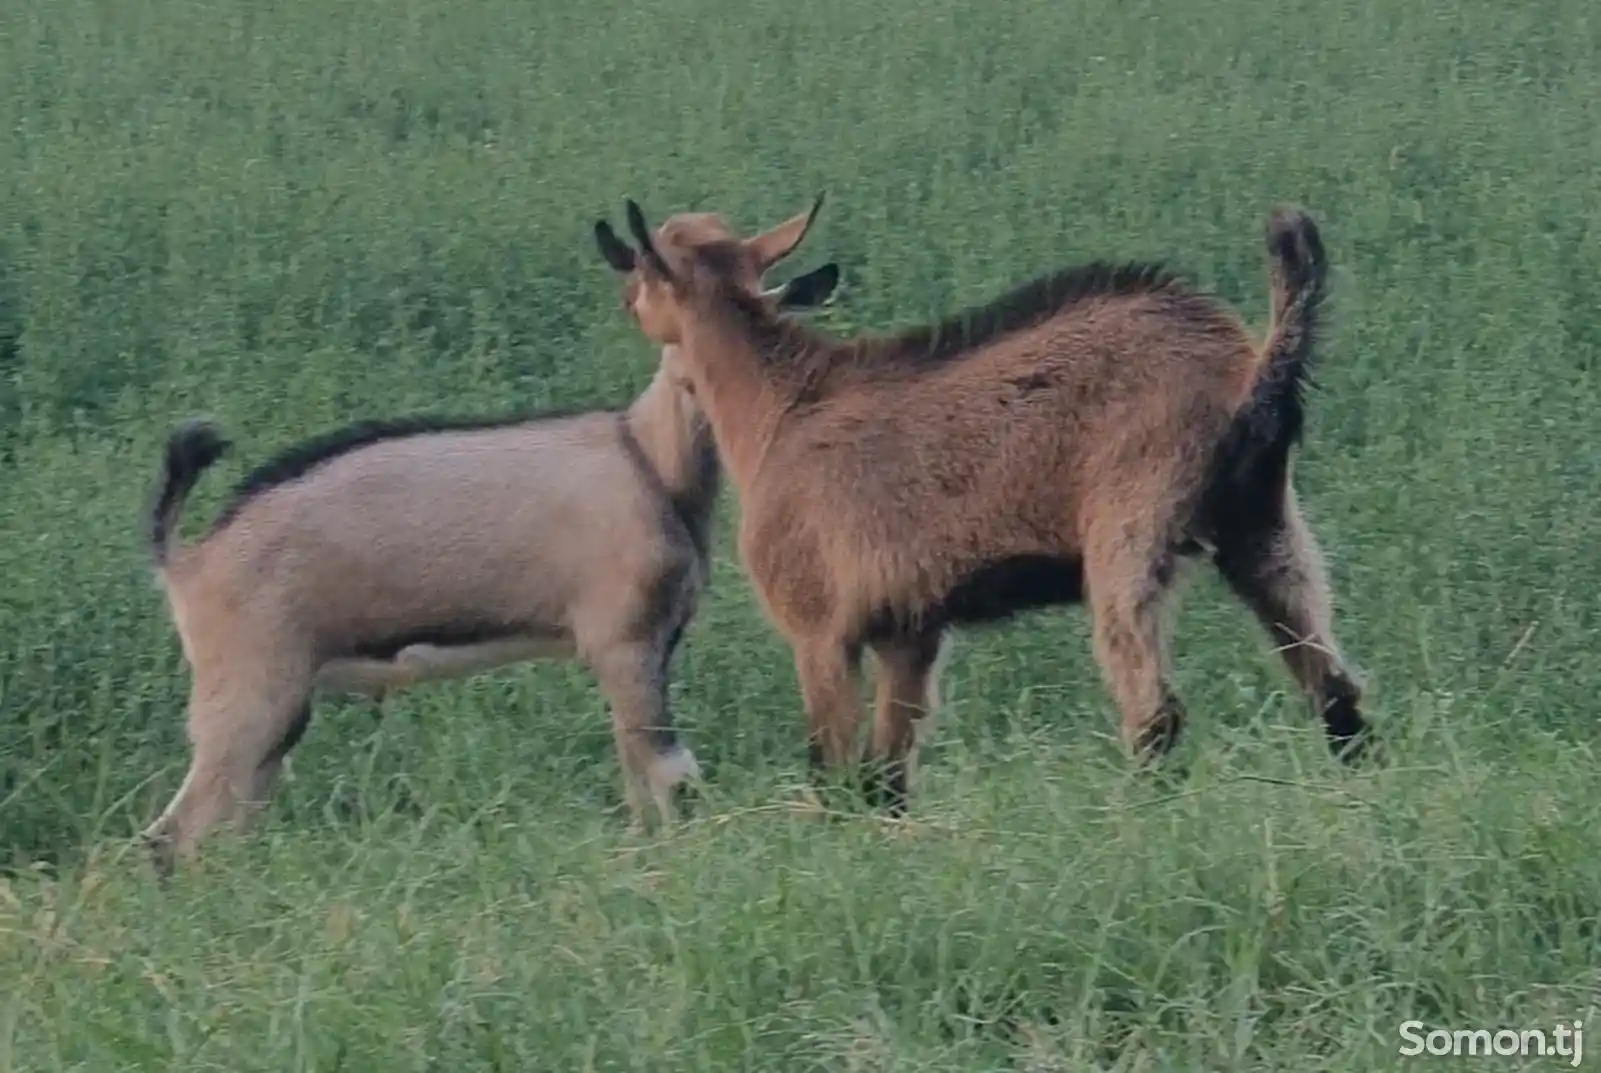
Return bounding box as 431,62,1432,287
138,251,840,874
593,196,1373,811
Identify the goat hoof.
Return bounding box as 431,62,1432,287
669,777,702,820
859,761,909,816
1130,696,1186,762
141,831,176,883
1328,725,1384,767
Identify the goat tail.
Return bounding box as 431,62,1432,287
1221,205,1329,481
148,418,231,568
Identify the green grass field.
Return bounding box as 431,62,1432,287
3,0,1600,1068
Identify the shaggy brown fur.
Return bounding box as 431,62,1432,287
594,196,1373,811
138,243,838,874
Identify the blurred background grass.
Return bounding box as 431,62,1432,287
1,0,1598,1068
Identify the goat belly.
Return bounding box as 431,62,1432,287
316,629,576,696
345,619,527,663
934,553,1087,626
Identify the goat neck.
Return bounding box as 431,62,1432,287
624,361,721,511
670,290,814,491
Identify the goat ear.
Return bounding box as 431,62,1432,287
625,199,675,280
771,262,841,309
594,220,637,273
745,192,826,273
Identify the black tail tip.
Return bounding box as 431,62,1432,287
1265,203,1326,280
166,418,231,474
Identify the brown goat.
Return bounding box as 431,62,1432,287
138,233,839,874
593,196,1373,811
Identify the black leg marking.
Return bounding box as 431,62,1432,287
861,757,910,816
1134,693,1186,760
266,702,313,766
1322,677,1375,763
807,741,827,774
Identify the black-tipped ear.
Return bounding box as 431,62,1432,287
624,199,673,279
594,220,636,273
625,199,651,247
775,262,841,309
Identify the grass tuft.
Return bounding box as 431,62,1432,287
3,0,1599,1067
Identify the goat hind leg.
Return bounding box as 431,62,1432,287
1085,533,1186,762
142,689,311,876
1214,487,1372,761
